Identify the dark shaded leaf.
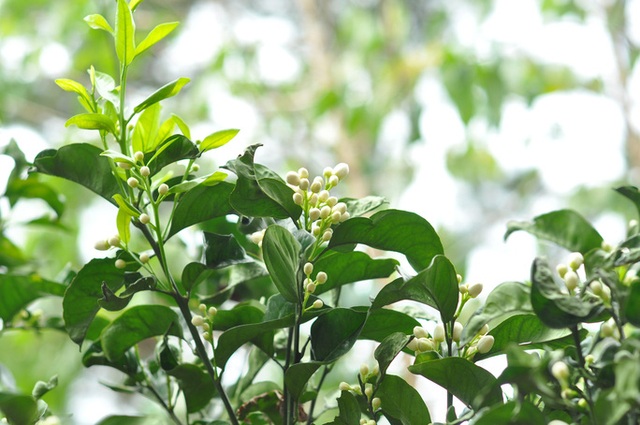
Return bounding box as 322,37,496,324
0,236,27,268
261,225,300,303
147,134,199,175
472,400,545,425
328,209,443,272
0,393,37,425
505,209,603,254
5,177,64,218
285,362,323,401
203,232,249,269
181,262,214,293
96,416,159,425
0,274,65,322
360,309,420,343
331,391,362,425
167,364,216,413
377,375,431,425
625,279,640,326
340,196,388,217
311,308,367,362
374,333,412,378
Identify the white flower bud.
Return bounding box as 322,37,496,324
293,192,304,205
318,190,330,203
199,303,207,313
139,253,150,263
306,282,316,293
108,235,121,247
416,337,435,352
331,211,342,223
202,331,212,341
286,171,300,186
323,167,333,178
158,183,169,195
601,241,613,252
452,321,463,342
94,240,110,251
476,335,494,354
551,361,570,381
327,196,338,207
406,338,419,351
601,285,611,302
548,421,569,425
308,193,318,206
364,383,373,398
191,315,205,327
320,205,332,219
133,151,144,162
312,299,324,309
298,168,309,179
139,213,151,224
312,223,321,236
328,175,339,186
459,284,468,294
564,270,579,291
208,307,217,316
600,320,615,338
360,363,369,378
140,166,150,177
433,323,445,343
127,177,139,188
334,163,349,179
590,280,603,296
371,397,381,411
568,252,584,270
468,283,483,298
304,262,314,275
334,202,347,214
202,322,210,332
371,361,379,376
322,230,333,241
413,326,429,339
479,324,489,335
630,219,638,229
309,208,321,221
115,259,127,269
456,274,462,283
556,264,568,278
117,162,132,170
316,271,328,284
340,212,350,222
310,180,322,193
299,178,309,191
339,382,351,391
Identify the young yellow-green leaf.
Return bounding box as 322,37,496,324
100,149,135,165
115,0,136,66
133,77,190,114
200,129,240,152
134,22,179,57
203,171,228,185
66,113,117,135
171,113,191,139
84,14,114,34
116,207,132,246
55,78,92,104
152,116,176,152
130,0,144,11
112,194,140,218
132,102,161,153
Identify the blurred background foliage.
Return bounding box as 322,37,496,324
1,0,639,423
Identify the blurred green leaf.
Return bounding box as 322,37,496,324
5,177,65,218
84,14,114,34
200,129,239,153
262,225,300,303
0,393,38,425
65,113,116,134
115,0,135,66
135,22,179,57
625,279,640,326
0,235,27,268
167,364,216,413
133,77,190,114
0,274,65,322
472,400,545,425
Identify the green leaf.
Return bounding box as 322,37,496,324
372,255,459,322
133,77,190,114
33,143,123,205
129,0,144,11
0,274,65,322
328,209,443,272
311,308,367,362
284,362,323,401
0,393,38,425
331,391,362,425
261,225,301,303
32,375,58,399
200,129,240,152
223,144,302,220
0,236,27,268
66,113,117,134
615,186,640,219
100,305,183,361
55,78,92,106
377,375,431,425
147,134,199,175
624,279,640,326
115,0,136,66
166,171,228,195
96,416,158,425
171,113,191,139
360,309,420,342
472,400,545,425
409,357,502,410
135,22,179,57
340,196,388,217
461,281,532,346
113,194,140,217
203,232,249,269
312,251,397,295
84,14,114,34
167,182,235,238
505,209,603,254
5,177,64,218
132,102,161,153
531,257,603,328
63,258,127,345
181,262,214,293
167,364,216,413
374,333,412,378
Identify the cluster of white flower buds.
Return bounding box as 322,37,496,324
191,303,218,342
457,274,483,299
248,228,266,248
359,420,376,425
286,164,351,240
95,234,151,268
303,262,327,310
407,321,493,359
556,252,584,293
338,361,380,423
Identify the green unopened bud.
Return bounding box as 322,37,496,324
199,303,207,313
306,282,316,293
479,324,489,335
590,280,603,296
202,331,212,342
456,274,463,283
371,397,381,411
115,259,127,269
208,306,217,316
139,253,150,263
459,284,468,294
556,263,568,278
564,270,579,291
108,235,121,247
601,241,613,252
117,162,132,170
304,262,314,275
476,335,494,354
191,315,205,327
127,177,139,188
312,299,324,309
371,361,379,376
323,167,333,177
322,230,333,241
551,361,570,381
600,320,616,338
339,382,351,391
568,252,584,270
133,151,144,162
360,363,369,378
364,383,373,398
316,271,328,284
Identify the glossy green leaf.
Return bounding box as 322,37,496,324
181,262,214,293
531,257,603,328
129,0,144,10
474,314,578,360
5,177,64,218
377,374,431,425
0,236,27,268
171,113,191,139
55,78,92,105
135,22,179,57
66,113,117,134
625,279,640,326
63,258,127,345
505,209,603,254
115,0,135,66
84,14,114,34
94,71,118,103
167,364,216,413
100,305,183,361
166,171,228,195
112,194,139,217
203,232,249,269
0,274,65,322
461,281,532,346
33,143,123,205
147,134,199,175
261,225,301,303
409,357,502,410
0,393,38,425
328,209,443,272
472,400,545,425
374,332,412,378
360,309,420,342
331,391,362,425
132,102,161,153
200,129,239,152
96,416,157,425
167,182,235,238
340,196,388,217
116,208,132,246
133,77,190,114
223,144,302,220
312,250,397,295
98,282,134,312
311,308,367,362
372,255,459,322
285,362,323,401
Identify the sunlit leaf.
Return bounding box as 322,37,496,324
115,0,136,66
340,196,388,217
132,102,161,153
133,77,190,114
55,78,92,106
65,113,116,134
84,14,114,34
135,22,179,57
200,129,240,152
116,207,132,245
